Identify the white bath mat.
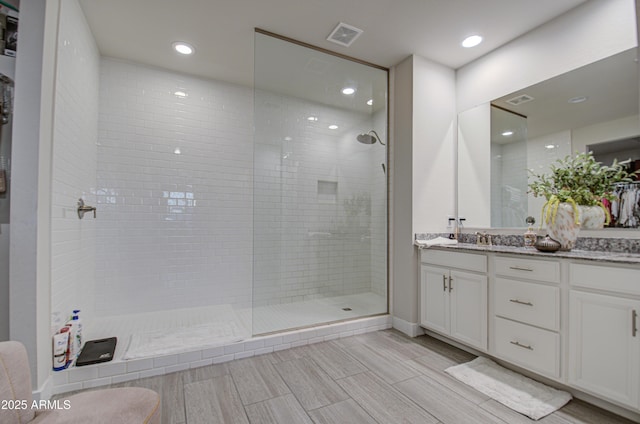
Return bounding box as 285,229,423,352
124,317,245,360
445,357,572,420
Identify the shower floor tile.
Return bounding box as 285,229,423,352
85,292,386,360
249,292,387,335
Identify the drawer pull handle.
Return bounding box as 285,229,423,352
633,310,638,338
509,266,534,272
510,340,533,351
443,275,447,292
509,299,533,307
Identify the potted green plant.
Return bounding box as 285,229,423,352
528,151,637,250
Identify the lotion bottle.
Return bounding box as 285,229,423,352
71,309,83,357
52,327,70,371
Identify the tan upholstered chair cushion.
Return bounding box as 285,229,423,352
1,341,161,424
0,341,36,424
31,387,161,424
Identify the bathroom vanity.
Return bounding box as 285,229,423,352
419,244,640,415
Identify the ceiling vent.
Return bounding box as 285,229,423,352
326,22,363,47
506,94,534,106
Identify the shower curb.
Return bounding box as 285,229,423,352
50,314,392,394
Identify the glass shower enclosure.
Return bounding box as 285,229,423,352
253,31,388,334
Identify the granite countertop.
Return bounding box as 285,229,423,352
421,242,640,265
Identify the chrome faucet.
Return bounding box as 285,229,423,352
475,232,492,246
77,198,97,219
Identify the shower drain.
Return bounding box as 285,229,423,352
342,307,352,311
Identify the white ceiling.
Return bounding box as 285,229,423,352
78,0,588,87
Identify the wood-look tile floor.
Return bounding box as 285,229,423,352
72,330,638,424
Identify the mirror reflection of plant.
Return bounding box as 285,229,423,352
528,152,638,225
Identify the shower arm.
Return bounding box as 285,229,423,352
368,130,385,145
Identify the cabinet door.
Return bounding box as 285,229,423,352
420,265,449,335
569,291,640,409
450,270,488,350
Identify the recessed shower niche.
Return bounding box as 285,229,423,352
317,180,338,204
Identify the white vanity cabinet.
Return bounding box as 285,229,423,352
492,256,561,378
420,250,488,351
418,246,640,418
569,263,640,410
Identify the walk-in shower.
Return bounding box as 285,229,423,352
48,0,387,370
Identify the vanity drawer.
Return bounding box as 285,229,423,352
494,317,560,378
570,263,640,296
494,256,560,283
421,250,487,273
494,278,560,331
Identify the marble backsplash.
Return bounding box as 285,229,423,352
415,232,640,254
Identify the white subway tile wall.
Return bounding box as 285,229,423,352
253,90,387,313
95,59,254,316
95,59,386,318
50,0,100,323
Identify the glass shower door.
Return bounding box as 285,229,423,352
253,31,388,334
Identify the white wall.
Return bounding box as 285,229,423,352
10,0,59,391
458,103,490,227
93,57,385,316
392,56,417,325
412,56,457,234
392,54,456,327
50,0,100,326
457,0,637,112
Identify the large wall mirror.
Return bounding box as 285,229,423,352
458,47,639,230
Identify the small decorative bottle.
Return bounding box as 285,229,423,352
524,216,537,248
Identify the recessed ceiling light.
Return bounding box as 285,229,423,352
342,87,356,95
174,91,187,98
307,116,318,121
328,124,339,130
568,96,588,104
284,136,292,141
545,144,556,149
366,99,373,106
174,147,182,155
462,35,483,48
502,131,513,136
173,42,194,55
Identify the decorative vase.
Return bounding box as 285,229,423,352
579,205,606,230
534,235,561,252
545,202,580,251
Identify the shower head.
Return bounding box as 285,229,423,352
357,130,385,145
357,133,377,144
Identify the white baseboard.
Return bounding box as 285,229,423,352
392,316,425,337
33,375,53,401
